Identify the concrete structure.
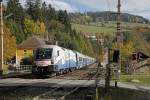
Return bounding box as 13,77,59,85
0,78,150,92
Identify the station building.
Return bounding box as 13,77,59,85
16,36,45,65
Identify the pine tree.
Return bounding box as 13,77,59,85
41,2,47,22
47,4,56,21
6,0,25,23
57,10,71,33
26,0,42,21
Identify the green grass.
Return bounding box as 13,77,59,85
103,87,150,100
67,87,150,100
91,21,150,29
71,23,116,35
120,74,150,85
72,22,150,35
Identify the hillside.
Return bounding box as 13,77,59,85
70,11,149,24
3,0,97,63
72,21,150,34
71,23,115,35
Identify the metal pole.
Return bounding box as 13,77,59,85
117,0,122,63
0,0,3,76
105,48,111,93
116,0,122,88
96,79,99,100
95,36,102,100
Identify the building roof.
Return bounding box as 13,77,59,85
17,36,46,49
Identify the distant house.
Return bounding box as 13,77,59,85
16,36,46,65
125,52,150,74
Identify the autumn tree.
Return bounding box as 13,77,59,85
37,21,46,37
4,26,16,61
24,18,46,37
84,15,92,25
5,20,25,44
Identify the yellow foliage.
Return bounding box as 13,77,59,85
122,42,134,58
24,18,37,34
38,21,46,37
39,22,46,34
4,26,16,61
24,18,46,37
112,41,134,59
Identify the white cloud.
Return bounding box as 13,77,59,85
71,0,116,11
70,0,150,19
15,0,150,19
43,0,78,13
18,0,78,13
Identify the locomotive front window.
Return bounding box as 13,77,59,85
36,48,53,59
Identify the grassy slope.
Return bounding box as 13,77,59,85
72,22,150,35
72,22,150,85
120,74,150,85
71,23,116,35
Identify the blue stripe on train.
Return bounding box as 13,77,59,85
55,59,77,70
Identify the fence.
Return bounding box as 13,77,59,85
10,65,33,73
16,65,32,72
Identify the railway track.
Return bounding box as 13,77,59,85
57,63,102,100
54,63,105,80
2,63,106,81
42,63,105,100
0,63,107,100
31,63,100,100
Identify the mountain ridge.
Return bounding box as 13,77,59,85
70,11,149,24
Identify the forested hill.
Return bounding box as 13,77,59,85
3,0,96,61
70,11,149,24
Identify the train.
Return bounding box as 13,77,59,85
32,45,96,75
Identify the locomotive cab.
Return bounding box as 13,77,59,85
32,47,55,74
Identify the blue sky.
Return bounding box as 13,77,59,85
4,0,150,19
43,0,150,19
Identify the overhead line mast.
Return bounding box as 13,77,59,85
0,0,3,76
117,0,121,40
115,0,122,87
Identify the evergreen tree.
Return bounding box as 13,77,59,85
41,2,47,22
6,0,25,23
26,0,42,21
57,10,71,33
34,0,42,21
46,4,56,21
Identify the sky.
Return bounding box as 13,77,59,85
4,0,150,19
42,0,150,19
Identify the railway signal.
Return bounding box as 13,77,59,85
113,50,120,63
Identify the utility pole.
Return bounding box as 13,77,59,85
116,0,122,87
104,48,111,93
95,35,101,100
0,0,3,76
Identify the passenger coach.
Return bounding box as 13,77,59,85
32,45,96,74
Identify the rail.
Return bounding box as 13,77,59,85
59,63,100,100
32,63,99,100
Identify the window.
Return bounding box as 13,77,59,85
36,48,53,59
24,50,27,57
79,57,82,61
24,50,27,53
57,51,60,56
